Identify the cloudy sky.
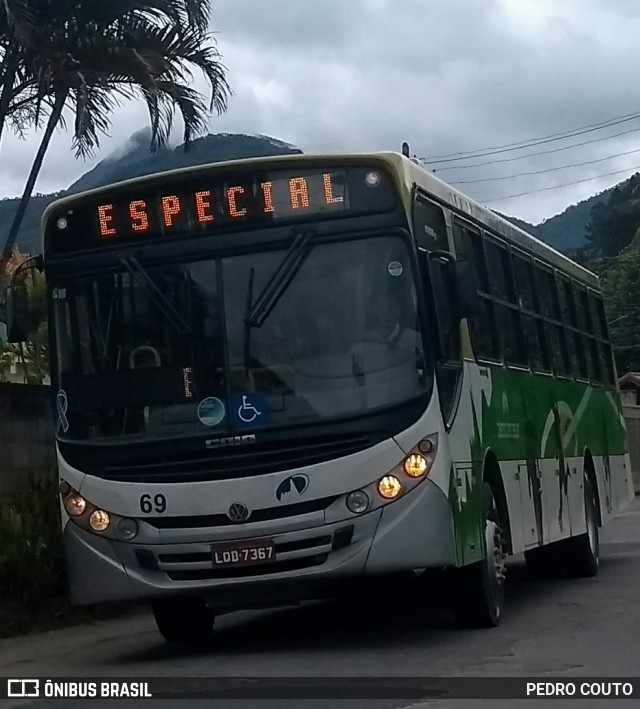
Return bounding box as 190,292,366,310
2,0,640,225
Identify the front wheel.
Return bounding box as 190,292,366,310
452,482,507,628
152,598,215,644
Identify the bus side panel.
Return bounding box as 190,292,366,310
446,362,528,566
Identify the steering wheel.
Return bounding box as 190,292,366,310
129,345,161,369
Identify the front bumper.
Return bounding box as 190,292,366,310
64,477,456,609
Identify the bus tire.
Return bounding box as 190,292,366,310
152,598,215,644
452,482,506,628
564,474,599,578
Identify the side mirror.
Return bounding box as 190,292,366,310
5,283,31,342
426,250,477,322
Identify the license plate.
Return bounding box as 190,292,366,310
211,538,276,568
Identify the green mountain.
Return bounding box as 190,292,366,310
1,130,635,260
0,131,302,254
496,188,611,255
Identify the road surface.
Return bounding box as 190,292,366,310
2,496,640,708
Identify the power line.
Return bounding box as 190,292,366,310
482,164,640,203
433,126,640,172
452,146,640,185
421,112,640,165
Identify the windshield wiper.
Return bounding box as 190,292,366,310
120,255,191,336
243,230,314,374
245,231,314,328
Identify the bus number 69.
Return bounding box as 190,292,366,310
139,493,167,514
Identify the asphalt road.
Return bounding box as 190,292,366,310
2,496,640,708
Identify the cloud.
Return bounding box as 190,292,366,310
2,0,640,225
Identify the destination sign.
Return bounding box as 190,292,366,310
46,165,396,254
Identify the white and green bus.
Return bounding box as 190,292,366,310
5,150,633,642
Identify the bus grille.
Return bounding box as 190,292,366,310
144,495,339,529
96,433,374,482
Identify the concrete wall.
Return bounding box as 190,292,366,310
0,383,56,497
623,403,640,494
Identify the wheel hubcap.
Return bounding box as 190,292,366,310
586,488,598,562
485,519,506,597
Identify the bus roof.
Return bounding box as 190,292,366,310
385,152,599,289
43,150,599,288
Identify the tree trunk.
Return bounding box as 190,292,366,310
2,91,67,264
0,52,19,150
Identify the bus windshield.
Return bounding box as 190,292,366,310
53,234,429,440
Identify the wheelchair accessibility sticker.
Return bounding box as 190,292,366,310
231,394,267,428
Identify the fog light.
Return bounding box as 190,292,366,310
378,475,402,499
65,493,86,517
116,517,139,541
404,453,428,478
58,481,71,496
346,490,370,514
89,509,110,532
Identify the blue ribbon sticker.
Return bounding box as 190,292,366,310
56,389,69,433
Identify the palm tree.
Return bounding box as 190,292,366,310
0,0,230,265
0,1,41,148
0,2,215,140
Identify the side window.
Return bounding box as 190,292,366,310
583,290,602,383
575,284,595,379
513,251,549,373
590,292,615,385
453,220,490,294
484,238,513,302
558,274,580,377
413,194,449,252
535,264,571,377
453,220,499,361
485,237,526,368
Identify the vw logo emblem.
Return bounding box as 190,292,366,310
227,502,250,523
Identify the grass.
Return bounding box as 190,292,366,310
0,471,137,637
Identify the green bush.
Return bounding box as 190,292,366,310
0,470,65,608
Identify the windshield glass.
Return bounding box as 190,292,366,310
53,234,429,441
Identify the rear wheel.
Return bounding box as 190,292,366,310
152,598,215,644
564,474,599,577
524,472,599,579
452,482,506,628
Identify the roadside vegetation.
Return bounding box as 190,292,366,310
0,0,230,636
0,470,66,636
0,471,138,638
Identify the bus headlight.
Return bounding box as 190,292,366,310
378,475,402,499
89,509,111,532
59,483,139,541
404,454,428,478
346,490,370,514
65,493,87,517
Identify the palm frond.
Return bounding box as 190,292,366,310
0,0,35,42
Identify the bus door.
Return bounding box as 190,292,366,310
412,192,463,424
